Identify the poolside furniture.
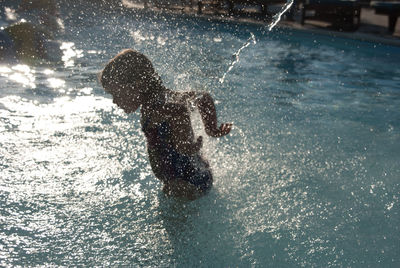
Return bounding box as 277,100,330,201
226,0,268,15
300,0,361,30
197,0,224,14
225,0,288,16
370,1,400,33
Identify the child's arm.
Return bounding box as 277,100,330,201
194,92,232,137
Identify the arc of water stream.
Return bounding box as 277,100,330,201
219,0,294,84
267,0,295,31
219,33,256,84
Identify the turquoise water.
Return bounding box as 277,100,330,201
1,2,400,266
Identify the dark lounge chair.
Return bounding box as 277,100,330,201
226,0,268,15
197,0,227,14
225,0,287,16
300,0,362,30
370,1,400,33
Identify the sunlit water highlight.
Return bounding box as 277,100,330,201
1,2,399,267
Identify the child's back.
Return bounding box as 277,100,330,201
100,49,232,199
141,91,213,196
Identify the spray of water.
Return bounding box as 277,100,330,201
219,33,256,84
267,0,295,31
219,0,294,84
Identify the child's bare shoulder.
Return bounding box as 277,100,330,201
171,90,207,102
163,91,192,112
163,101,189,116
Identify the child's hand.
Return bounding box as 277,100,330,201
208,123,232,137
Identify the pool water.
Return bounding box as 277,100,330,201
1,2,399,266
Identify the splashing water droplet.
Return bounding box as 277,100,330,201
267,0,295,31
219,33,256,84
219,0,294,84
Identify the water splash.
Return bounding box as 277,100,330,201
268,0,295,31
219,0,294,84
219,33,256,84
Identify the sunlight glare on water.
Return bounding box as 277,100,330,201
0,65,36,88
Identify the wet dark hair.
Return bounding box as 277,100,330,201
100,49,161,94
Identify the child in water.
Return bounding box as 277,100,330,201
100,49,232,199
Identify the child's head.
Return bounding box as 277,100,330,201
100,49,159,93
100,49,162,112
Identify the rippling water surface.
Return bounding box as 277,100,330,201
1,2,399,266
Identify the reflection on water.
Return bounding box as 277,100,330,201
60,42,83,67
0,65,36,88
1,2,400,267
0,40,82,92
